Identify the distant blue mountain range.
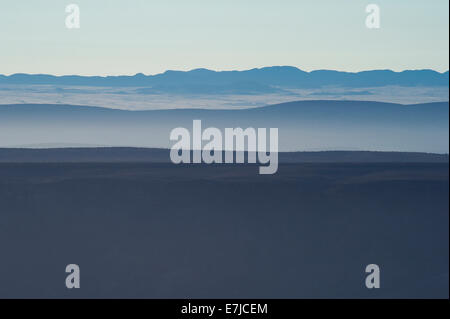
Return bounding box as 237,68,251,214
0,67,448,94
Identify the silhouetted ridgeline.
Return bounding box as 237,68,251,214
0,67,448,92
0,148,447,163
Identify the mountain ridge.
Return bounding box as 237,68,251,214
1,67,448,90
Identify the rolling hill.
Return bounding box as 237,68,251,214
0,100,448,153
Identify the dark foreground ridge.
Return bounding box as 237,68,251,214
0,147,448,163
0,162,448,298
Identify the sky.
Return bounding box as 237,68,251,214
0,0,448,76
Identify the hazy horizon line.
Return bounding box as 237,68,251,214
1,145,449,156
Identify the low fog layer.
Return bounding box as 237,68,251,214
0,101,448,153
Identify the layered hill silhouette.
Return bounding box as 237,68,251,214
0,100,448,153
0,147,447,163
1,67,448,94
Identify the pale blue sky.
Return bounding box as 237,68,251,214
0,0,448,75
